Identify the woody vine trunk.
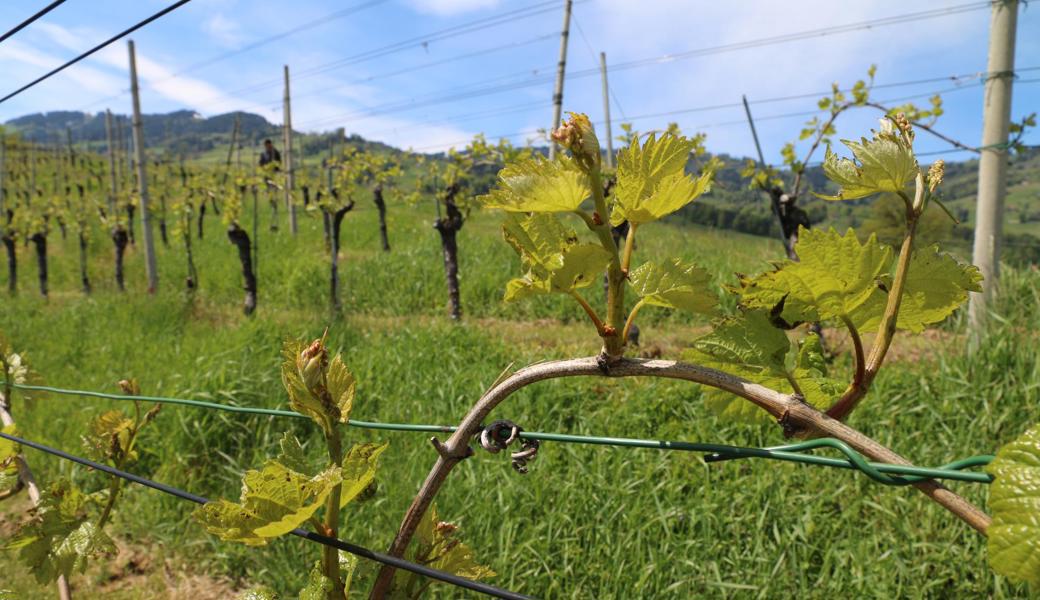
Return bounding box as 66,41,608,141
197,201,206,240
30,233,46,298
227,224,257,315
2,227,14,295
373,185,390,252
112,228,128,292
434,186,463,321
328,193,355,311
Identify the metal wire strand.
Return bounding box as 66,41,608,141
0,431,534,600
0,0,69,45
6,382,994,484
0,0,194,104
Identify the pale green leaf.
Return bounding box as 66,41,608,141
629,259,717,315
987,423,1040,586
281,341,330,430
613,133,712,224
851,246,982,334
82,410,136,463
339,551,359,596
390,503,495,598
340,441,389,507
690,311,790,374
501,213,611,301
238,587,279,600
280,341,355,430
325,355,356,424
739,228,892,324
478,155,590,213
8,481,114,584
1,424,19,489
816,131,918,201
276,432,312,475
687,318,839,423
193,461,341,545
895,246,982,333
299,561,333,600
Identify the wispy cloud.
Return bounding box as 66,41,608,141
404,0,501,17
0,39,125,100
202,14,247,48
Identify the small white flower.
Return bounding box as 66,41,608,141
6,353,27,384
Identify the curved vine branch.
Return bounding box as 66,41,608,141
368,356,991,598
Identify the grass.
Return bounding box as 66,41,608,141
0,186,1036,599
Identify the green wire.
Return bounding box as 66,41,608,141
6,382,993,485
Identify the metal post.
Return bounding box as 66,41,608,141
548,0,572,159
742,95,766,166
128,39,159,293
969,0,1018,338
283,65,297,235
222,114,240,186
105,109,118,218
600,52,614,169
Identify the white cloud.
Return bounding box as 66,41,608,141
202,14,247,48
0,39,125,98
578,0,985,157
405,0,501,16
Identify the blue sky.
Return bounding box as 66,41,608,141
0,0,1037,162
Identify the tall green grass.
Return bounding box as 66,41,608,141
0,198,1035,598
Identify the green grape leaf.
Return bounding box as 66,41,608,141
477,155,590,213
690,311,790,374
339,551,359,596
687,315,839,423
299,561,333,600
613,133,712,225
816,130,918,201
502,213,611,301
417,503,496,581
7,481,115,584
739,228,892,324
850,246,983,334
987,423,1040,586
238,588,279,600
325,355,356,424
281,341,329,429
276,432,312,475
390,503,495,598
82,410,136,463
193,461,342,545
339,441,389,508
629,259,718,315
281,342,355,431
0,425,19,492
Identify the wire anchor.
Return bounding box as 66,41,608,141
478,420,540,474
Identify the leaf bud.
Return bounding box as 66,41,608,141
118,379,140,396
551,113,601,171
297,339,327,392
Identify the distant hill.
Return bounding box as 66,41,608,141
2,109,395,161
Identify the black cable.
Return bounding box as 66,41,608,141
0,0,194,105
225,0,569,99
294,1,995,130
0,0,69,44
0,432,533,600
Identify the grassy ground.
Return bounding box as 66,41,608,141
0,190,1037,598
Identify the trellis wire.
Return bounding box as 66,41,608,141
0,431,533,600
6,382,994,485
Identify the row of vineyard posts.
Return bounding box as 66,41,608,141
2,54,1035,325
